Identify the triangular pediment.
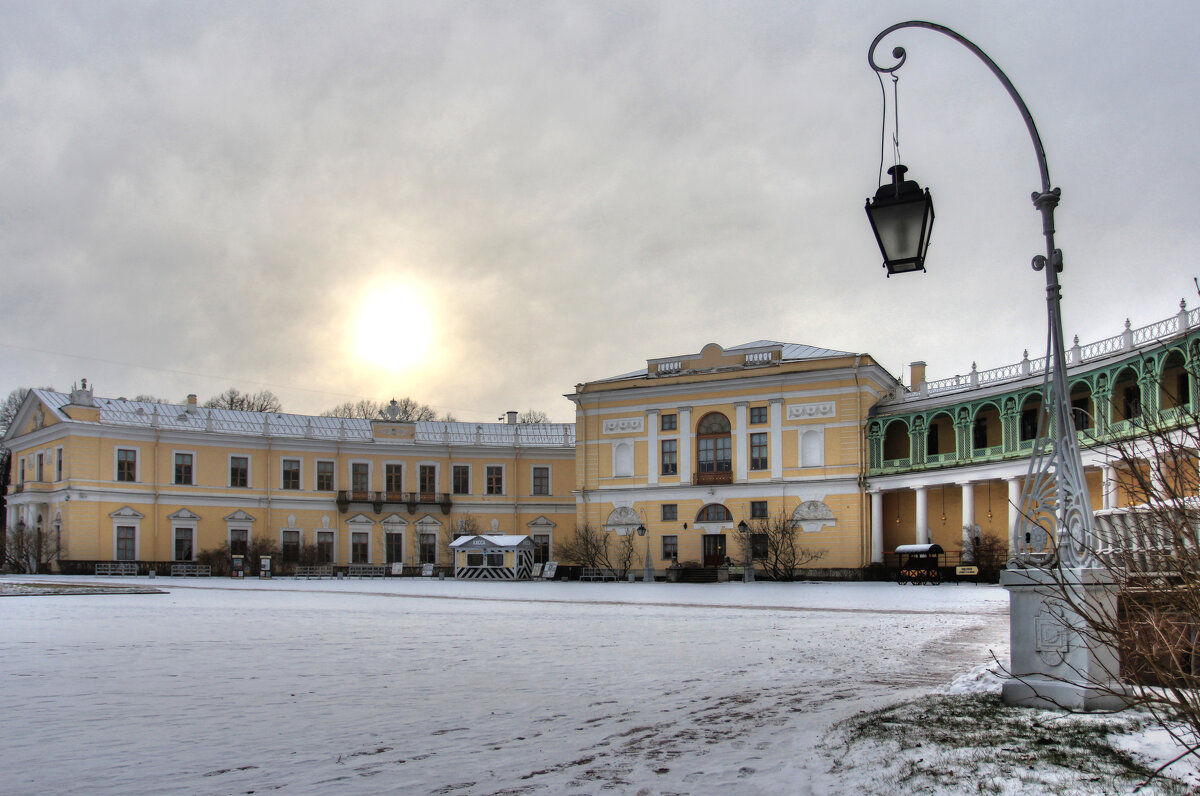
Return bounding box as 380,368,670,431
346,513,375,526
110,506,144,519
222,509,255,523
169,508,202,521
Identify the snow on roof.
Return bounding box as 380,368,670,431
449,535,532,548
27,390,574,447
586,341,856,384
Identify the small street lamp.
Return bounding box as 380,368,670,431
636,523,653,583
738,520,755,583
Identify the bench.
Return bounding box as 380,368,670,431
295,565,334,579
95,562,138,576
580,567,618,582
170,563,212,577
347,564,388,579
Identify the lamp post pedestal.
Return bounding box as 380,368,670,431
1000,567,1127,711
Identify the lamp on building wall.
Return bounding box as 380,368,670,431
867,21,1107,710
636,523,653,583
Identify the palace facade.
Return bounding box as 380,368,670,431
5,299,1197,576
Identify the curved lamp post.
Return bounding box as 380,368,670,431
866,20,1094,570
636,523,653,583
867,22,1122,711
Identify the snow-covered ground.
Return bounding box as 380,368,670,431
4,576,1012,794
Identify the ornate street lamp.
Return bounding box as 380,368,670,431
865,164,935,276
867,22,1119,711
737,519,755,582
636,523,653,583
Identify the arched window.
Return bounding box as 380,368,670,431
882,420,910,461
1113,367,1141,422
696,412,732,479
696,504,732,523
1161,350,1190,411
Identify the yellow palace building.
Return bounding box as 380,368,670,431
5,299,1198,577
3,387,575,571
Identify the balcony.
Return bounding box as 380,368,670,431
336,490,452,515
693,471,733,486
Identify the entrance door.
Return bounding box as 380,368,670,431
702,534,726,567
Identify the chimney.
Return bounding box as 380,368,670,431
187,394,198,414
506,410,518,425
909,361,927,390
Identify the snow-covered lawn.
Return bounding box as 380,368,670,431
0,576,1182,794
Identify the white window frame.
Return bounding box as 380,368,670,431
347,515,374,564
17,456,24,484
314,459,336,491
485,464,505,496
383,516,407,566
530,464,551,496
280,457,302,490
228,453,251,488
54,446,63,482
316,529,337,565
114,447,140,483
417,462,439,495
111,510,142,561
172,450,197,486
451,463,471,496
172,526,196,562
349,460,372,493
383,461,405,494
279,527,303,556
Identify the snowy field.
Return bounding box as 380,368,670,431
3,577,1012,794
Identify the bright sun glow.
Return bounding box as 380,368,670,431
353,284,436,372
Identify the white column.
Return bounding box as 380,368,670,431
915,486,928,544
678,406,693,484
1007,477,1022,545
870,491,884,564
769,398,784,479
734,402,748,482
960,481,976,557
646,409,659,486
1102,465,1119,510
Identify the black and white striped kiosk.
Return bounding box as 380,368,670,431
450,534,536,580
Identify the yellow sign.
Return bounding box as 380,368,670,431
956,565,979,576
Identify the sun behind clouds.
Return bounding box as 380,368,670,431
352,283,435,373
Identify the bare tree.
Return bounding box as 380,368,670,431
0,386,50,560
1016,370,1200,774
962,530,1007,582
556,523,638,578
322,396,457,422
204,388,282,413
130,394,172,403
5,518,62,574
518,409,550,424
733,511,827,581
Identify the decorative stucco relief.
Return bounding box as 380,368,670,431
787,402,836,420
603,417,645,434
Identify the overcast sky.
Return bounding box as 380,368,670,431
2,1,1197,422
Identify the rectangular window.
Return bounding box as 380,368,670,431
698,437,732,473
317,531,334,564
351,463,369,494
316,460,335,491
467,551,484,567
661,504,678,521
36,453,44,482
751,533,769,560
532,466,550,496
282,530,300,563
486,466,503,495
351,532,368,564
533,534,550,564
452,465,470,495
661,535,678,561
661,439,678,475
419,533,437,564
973,417,989,449
230,456,249,488
749,406,768,424
926,424,940,456
55,448,63,481
174,528,194,561
386,464,404,495
281,459,300,490
230,529,249,558
116,526,136,561
660,413,677,431
750,433,768,470
750,500,768,519
419,465,437,496
116,449,136,482
17,456,24,484
386,532,404,565
174,453,193,485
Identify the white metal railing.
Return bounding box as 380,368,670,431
899,301,1196,402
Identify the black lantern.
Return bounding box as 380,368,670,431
865,164,935,276
636,524,646,537
737,520,749,534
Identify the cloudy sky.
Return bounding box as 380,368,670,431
2,1,1197,422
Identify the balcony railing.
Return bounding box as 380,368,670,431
336,490,453,515
693,471,733,486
